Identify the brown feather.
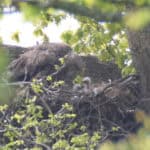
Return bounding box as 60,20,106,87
8,43,72,81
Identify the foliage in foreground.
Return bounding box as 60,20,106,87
1,83,150,150
0,80,101,149
0,103,100,149
0,0,150,149
101,111,150,150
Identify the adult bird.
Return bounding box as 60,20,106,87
7,42,72,81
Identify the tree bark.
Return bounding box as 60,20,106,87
9,0,123,22
127,25,150,97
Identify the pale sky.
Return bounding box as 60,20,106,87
0,12,79,47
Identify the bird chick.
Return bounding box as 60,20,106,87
82,77,93,96
73,83,82,92
93,82,107,96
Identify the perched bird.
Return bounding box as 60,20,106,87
82,76,110,97
93,82,107,96
73,83,83,92
7,42,72,81
35,42,71,58
8,49,56,81
82,77,93,96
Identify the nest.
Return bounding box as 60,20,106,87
0,43,143,147
3,73,141,142
30,74,141,141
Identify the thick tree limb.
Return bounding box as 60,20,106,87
49,1,123,22
6,0,123,22
2,0,149,22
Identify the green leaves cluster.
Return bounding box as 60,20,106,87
125,8,150,30
0,96,100,149
62,17,134,75
101,111,150,150
0,47,11,104
31,79,44,93
0,77,101,149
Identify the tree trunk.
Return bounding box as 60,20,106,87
127,24,150,97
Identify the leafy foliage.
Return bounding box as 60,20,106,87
0,47,10,104
11,31,20,43
125,8,150,30
62,17,134,75
0,92,100,149
101,111,150,150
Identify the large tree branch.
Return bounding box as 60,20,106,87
2,0,149,22
4,0,123,22
49,1,123,22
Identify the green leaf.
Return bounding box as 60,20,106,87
125,8,150,30
11,31,20,42
52,140,69,149
20,2,41,22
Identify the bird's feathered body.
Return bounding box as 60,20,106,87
8,42,72,81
